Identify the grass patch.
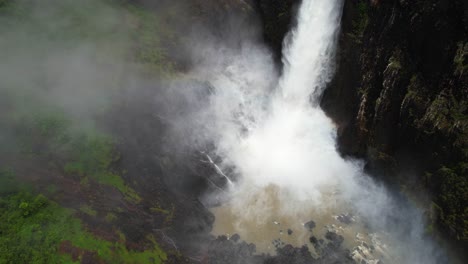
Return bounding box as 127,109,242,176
0,167,18,194
79,205,97,217
64,133,141,203
151,204,175,224
125,3,176,75
150,207,170,215
0,192,166,263
105,213,117,223
12,111,72,156
11,110,142,203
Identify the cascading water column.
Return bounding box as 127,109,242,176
278,0,344,105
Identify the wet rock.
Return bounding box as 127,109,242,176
279,244,295,256
321,243,353,263
309,236,318,245
304,220,316,231
207,236,259,264
336,213,354,224
321,0,468,253
351,244,383,264
272,239,285,248
248,243,256,254
230,233,240,242
325,231,344,249
265,244,315,264
255,0,300,61
309,236,321,251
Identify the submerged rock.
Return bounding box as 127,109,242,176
230,233,240,242
351,244,383,264
309,236,318,245
207,236,259,264
325,231,344,249
272,239,285,248
265,244,315,264
304,220,316,231
336,213,354,224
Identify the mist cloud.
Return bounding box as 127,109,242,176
179,0,448,263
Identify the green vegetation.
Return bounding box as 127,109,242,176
0,168,18,194
57,120,141,203
7,109,142,202
0,0,9,8
425,222,434,235
63,132,141,202
125,3,176,75
387,54,402,70
401,75,436,124
150,206,171,215
79,205,97,217
409,66,468,242
105,213,118,223
349,0,369,43
150,204,175,224
452,101,468,123
15,111,71,156
63,133,118,177
0,0,178,262
432,165,468,240
0,192,166,263
454,42,467,76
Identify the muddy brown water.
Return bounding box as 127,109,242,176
210,184,392,262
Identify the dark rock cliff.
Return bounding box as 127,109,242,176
253,0,300,61
320,0,467,255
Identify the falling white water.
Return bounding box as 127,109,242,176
225,0,348,202
185,0,445,262
279,0,343,105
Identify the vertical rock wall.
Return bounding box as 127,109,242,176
321,0,467,253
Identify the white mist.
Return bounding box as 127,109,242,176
187,0,444,262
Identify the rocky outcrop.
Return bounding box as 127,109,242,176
321,0,467,256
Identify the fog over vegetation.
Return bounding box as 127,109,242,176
0,0,465,263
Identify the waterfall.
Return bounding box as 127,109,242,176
199,0,444,262
279,0,344,106
228,0,348,201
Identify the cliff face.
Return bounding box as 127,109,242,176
254,0,299,61
321,0,467,249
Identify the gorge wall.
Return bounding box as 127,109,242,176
320,0,467,253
